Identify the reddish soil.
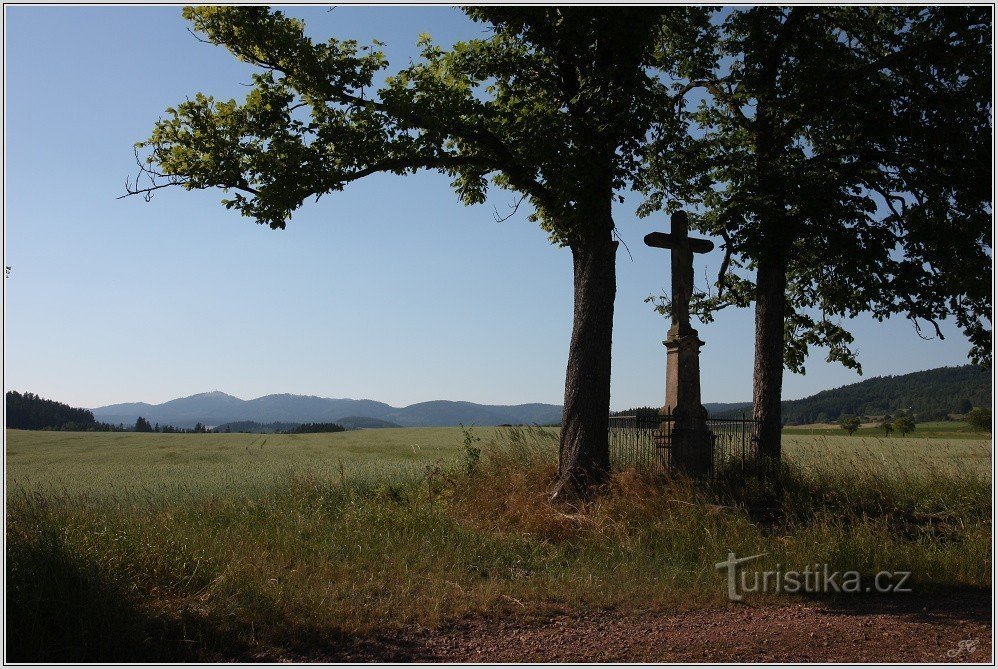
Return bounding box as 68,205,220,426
283,591,992,663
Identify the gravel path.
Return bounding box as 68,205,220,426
280,592,992,663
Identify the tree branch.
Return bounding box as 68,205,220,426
493,193,527,223
675,78,752,129
716,227,734,298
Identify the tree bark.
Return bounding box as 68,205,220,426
552,233,618,500
751,251,788,460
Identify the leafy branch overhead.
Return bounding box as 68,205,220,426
127,6,713,246
640,6,992,370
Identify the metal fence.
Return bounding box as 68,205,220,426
608,411,760,475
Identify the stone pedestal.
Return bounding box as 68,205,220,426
656,325,713,476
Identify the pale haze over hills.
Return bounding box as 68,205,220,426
87,364,988,429
91,392,566,429
91,390,751,429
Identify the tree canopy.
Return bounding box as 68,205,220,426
640,6,991,458
6,391,98,431
642,6,992,370
132,7,713,245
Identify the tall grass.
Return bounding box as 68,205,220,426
7,426,991,661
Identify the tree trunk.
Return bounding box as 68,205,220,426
751,252,788,460
552,234,618,500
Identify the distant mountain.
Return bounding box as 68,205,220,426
37,365,990,431
384,401,562,427
711,365,991,424
92,392,563,429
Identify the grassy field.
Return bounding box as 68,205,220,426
6,425,993,660
783,419,989,439
6,427,476,499
7,426,989,496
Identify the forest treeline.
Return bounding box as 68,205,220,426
714,365,990,424
5,391,123,431
616,365,990,425
778,365,990,424
6,392,348,434
10,365,989,432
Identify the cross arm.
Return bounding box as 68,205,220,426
644,232,715,254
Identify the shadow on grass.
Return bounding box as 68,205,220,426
5,526,433,662
7,525,221,661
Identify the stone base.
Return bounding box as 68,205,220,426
667,419,713,476
657,327,712,476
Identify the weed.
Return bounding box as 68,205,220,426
459,423,482,475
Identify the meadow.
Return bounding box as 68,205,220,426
6,428,476,499
783,419,989,439
6,426,993,660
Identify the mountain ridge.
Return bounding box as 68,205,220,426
92,393,563,429
88,364,990,429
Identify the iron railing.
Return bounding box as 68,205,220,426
608,410,760,475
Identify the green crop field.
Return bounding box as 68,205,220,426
6,426,991,499
783,434,992,478
783,420,989,439
5,427,484,499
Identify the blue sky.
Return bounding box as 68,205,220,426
4,6,979,410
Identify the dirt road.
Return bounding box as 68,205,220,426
284,592,991,663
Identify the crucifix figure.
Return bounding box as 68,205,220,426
644,210,715,476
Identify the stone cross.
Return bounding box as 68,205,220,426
643,211,714,337
644,210,715,476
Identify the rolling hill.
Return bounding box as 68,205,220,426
712,365,991,424
92,392,563,429
58,364,995,430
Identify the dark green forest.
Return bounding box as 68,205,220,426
5,391,121,431
618,366,990,425
288,422,346,434
211,421,346,434
780,365,991,423
712,365,991,424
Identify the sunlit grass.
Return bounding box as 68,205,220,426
783,434,992,479
5,428,474,500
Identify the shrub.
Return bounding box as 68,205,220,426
893,414,916,436
839,415,861,435
966,407,991,432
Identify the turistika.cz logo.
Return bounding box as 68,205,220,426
715,552,912,602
